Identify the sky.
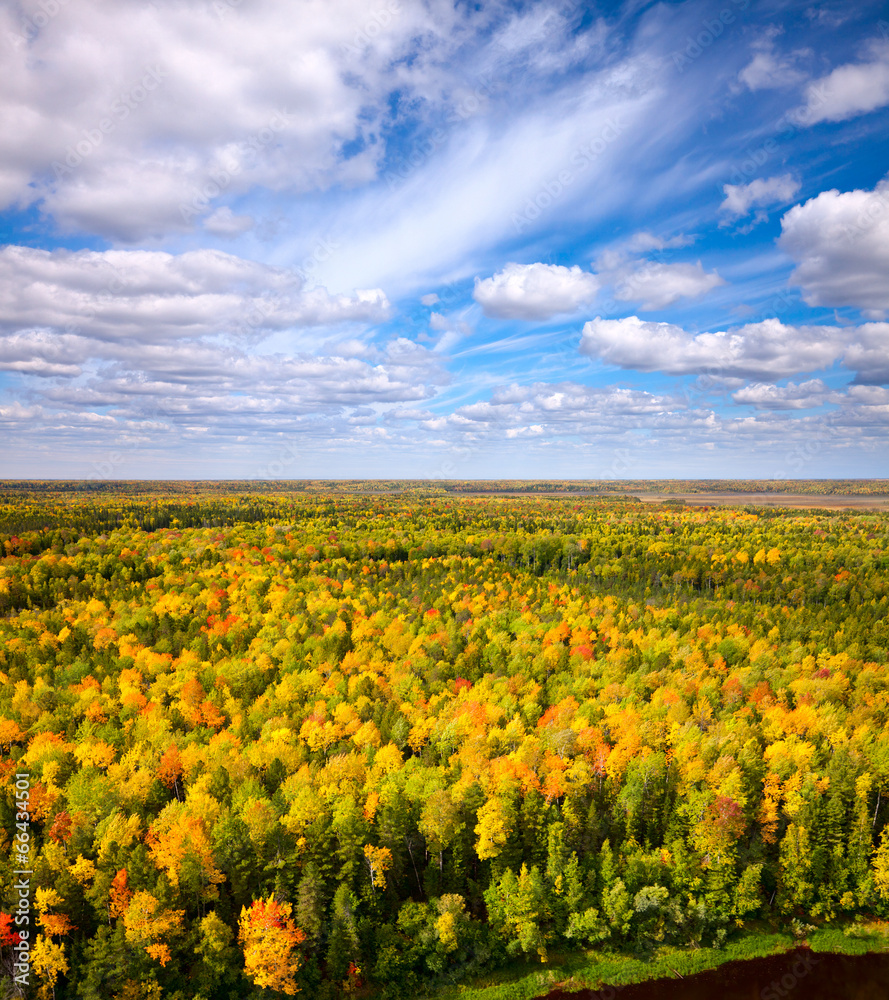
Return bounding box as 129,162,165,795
1,0,889,481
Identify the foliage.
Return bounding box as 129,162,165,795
1,484,889,997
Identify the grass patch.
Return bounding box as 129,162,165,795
422,928,889,1000
808,922,889,956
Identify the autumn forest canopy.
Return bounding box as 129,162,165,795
2,482,889,999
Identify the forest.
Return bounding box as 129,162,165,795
1,483,889,999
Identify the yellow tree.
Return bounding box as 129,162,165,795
122,891,185,966
363,844,393,893
874,826,889,902
239,897,306,995
31,935,68,1000
475,796,511,860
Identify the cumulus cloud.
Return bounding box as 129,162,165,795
841,384,889,407
798,41,889,123
473,262,601,320
4,332,450,477
842,323,889,384
579,315,850,380
609,260,725,310
0,331,87,378
474,254,723,320
0,241,438,448
739,52,805,90
779,179,889,316
41,337,446,408
720,174,800,220
0,0,494,240
420,381,683,441
731,379,829,409
382,375,889,479
384,407,435,421
0,245,389,343
429,312,471,335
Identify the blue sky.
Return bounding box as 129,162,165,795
1,0,889,480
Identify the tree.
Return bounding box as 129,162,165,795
733,863,764,921
157,744,183,801
633,884,669,947
295,862,325,943
363,844,393,893
419,789,464,873
778,823,814,914
475,796,511,861
194,911,240,993
122,891,185,966
31,935,68,1000
238,896,306,995
484,864,550,961
434,894,468,953
326,884,361,982
601,879,633,941
108,869,132,919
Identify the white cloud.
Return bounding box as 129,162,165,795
0,245,389,343
0,0,485,240
3,332,451,476
420,382,682,442
204,207,255,237
0,0,636,247
374,375,889,480
474,254,722,320
804,7,854,28
731,379,829,409
779,179,889,316
720,174,800,219
0,243,431,440
429,312,472,347
473,262,600,320
738,33,807,91
739,51,804,90
0,331,87,378
842,323,889,384
579,315,849,380
798,41,889,123
384,407,435,421
843,384,889,405
609,260,724,310
624,231,694,252
301,41,659,295
42,338,446,408
0,402,44,425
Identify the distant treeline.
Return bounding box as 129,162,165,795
2,478,889,500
